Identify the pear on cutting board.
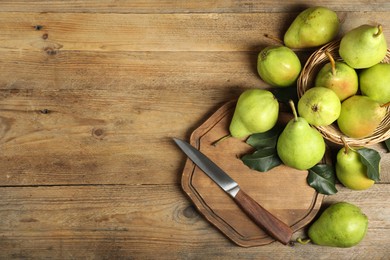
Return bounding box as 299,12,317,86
276,100,325,170
339,24,387,69
229,89,279,138
284,6,340,48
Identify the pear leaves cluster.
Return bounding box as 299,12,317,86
240,125,339,194
240,125,382,195
310,147,381,194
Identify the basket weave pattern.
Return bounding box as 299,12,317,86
297,40,390,146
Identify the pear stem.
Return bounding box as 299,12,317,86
325,51,336,76
211,134,231,147
289,100,298,122
374,24,383,38
296,237,311,245
263,33,284,45
380,101,390,108
341,136,350,154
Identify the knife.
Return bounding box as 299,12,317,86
173,137,293,245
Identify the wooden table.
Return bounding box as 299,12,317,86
0,1,389,259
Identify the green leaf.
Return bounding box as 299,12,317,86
356,148,381,182
384,139,390,153
241,147,282,172
307,164,337,195
246,125,283,149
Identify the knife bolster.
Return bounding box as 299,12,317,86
227,186,240,197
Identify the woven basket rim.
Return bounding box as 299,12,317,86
297,40,390,146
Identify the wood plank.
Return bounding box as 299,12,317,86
0,1,389,13
0,50,263,91
1,12,390,52
0,184,388,258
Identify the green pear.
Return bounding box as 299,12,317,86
298,86,341,126
229,89,279,138
257,46,301,87
339,24,388,69
308,202,368,247
360,63,390,104
284,6,339,48
336,145,375,190
277,100,325,170
337,95,387,138
314,51,358,101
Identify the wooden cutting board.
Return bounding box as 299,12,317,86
181,100,326,247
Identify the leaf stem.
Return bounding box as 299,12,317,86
325,51,336,76
374,24,383,38
211,134,231,146
289,100,298,122
263,33,284,45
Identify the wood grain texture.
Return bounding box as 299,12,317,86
0,12,390,52
0,1,389,258
0,0,389,13
0,185,389,259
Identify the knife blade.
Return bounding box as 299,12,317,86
173,137,293,245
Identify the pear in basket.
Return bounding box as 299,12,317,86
337,95,387,138
314,51,358,101
360,63,390,104
339,24,387,69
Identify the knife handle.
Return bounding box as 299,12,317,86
234,189,293,245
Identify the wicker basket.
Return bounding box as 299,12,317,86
297,40,390,146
